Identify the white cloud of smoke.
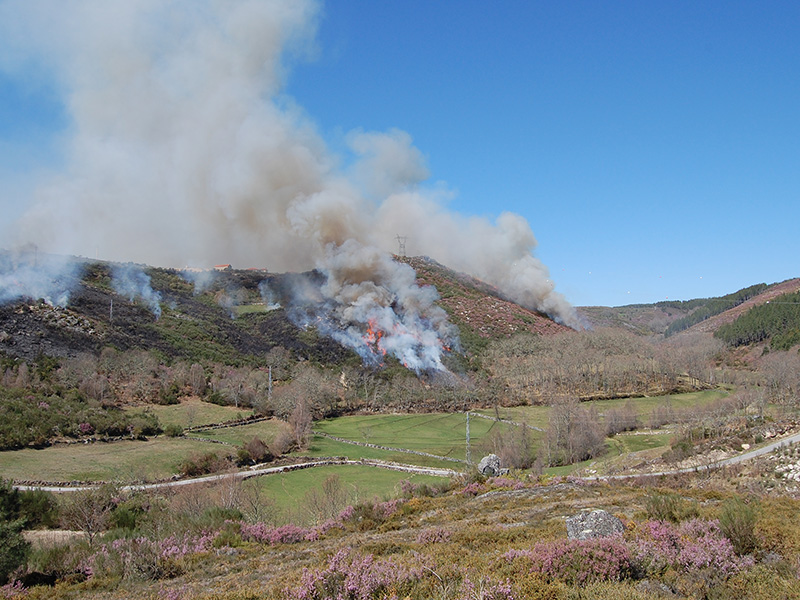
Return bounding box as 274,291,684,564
0,0,579,369
111,264,162,319
0,248,80,307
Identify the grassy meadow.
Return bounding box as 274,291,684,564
127,399,254,429
0,437,235,483
0,389,734,486
253,464,445,517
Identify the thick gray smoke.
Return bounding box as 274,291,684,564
0,0,579,367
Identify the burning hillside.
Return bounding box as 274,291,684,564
1,0,579,373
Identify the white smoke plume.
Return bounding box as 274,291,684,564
289,241,459,372
258,281,282,311
180,269,217,295
0,0,579,368
111,264,162,319
0,248,80,307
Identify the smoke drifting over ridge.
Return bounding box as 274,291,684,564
0,1,579,364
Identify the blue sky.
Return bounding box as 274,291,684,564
1,1,799,307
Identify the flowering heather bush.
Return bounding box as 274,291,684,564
337,505,356,522
632,519,754,578
240,523,319,545
240,505,360,546
457,482,486,496
487,477,526,490
373,499,402,519
415,527,451,545
82,531,218,581
0,581,26,599
399,479,419,498
504,538,632,586
290,549,425,600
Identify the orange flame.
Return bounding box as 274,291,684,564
364,319,387,358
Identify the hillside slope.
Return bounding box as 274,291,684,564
0,255,569,367
683,278,800,335
580,278,800,338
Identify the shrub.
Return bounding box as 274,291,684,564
178,452,229,477
456,576,514,600
18,489,59,529
83,531,218,581
416,527,451,545
163,423,183,438
0,521,29,586
237,436,272,466
632,519,753,579
719,497,759,556
487,477,526,491
505,538,632,586
240,523,319,545
644,491,697,523
289,549,425,600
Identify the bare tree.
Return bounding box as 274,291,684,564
543,397,604,467
303,474,350,524
289,399,313,450
605,400,639,436
238,478,279,524
189,363,206,396
60,485,117,547
482,423,535,469
648,400,675,429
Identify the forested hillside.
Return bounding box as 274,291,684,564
663,283,770,336
715,291,800,350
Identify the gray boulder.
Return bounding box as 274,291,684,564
566,509,624,540
477,454,501,476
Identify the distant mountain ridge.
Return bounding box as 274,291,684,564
580,278,800,341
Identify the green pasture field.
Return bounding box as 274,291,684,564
0,390,730,485
252,464,445,519
0,438,234,483
312,412,509,462
127,399,254,429
188,420,286,446
298,434,461,470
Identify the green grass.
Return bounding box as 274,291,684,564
614,430,673,453
126,400,254,429
313,413,507,461
298,434,460,470
189,420,286,446
253,464,444,518
0,438,234,483
0,389,730,484
231,304,279,317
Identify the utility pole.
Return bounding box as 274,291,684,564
395,235,407,257
466,412,471,465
